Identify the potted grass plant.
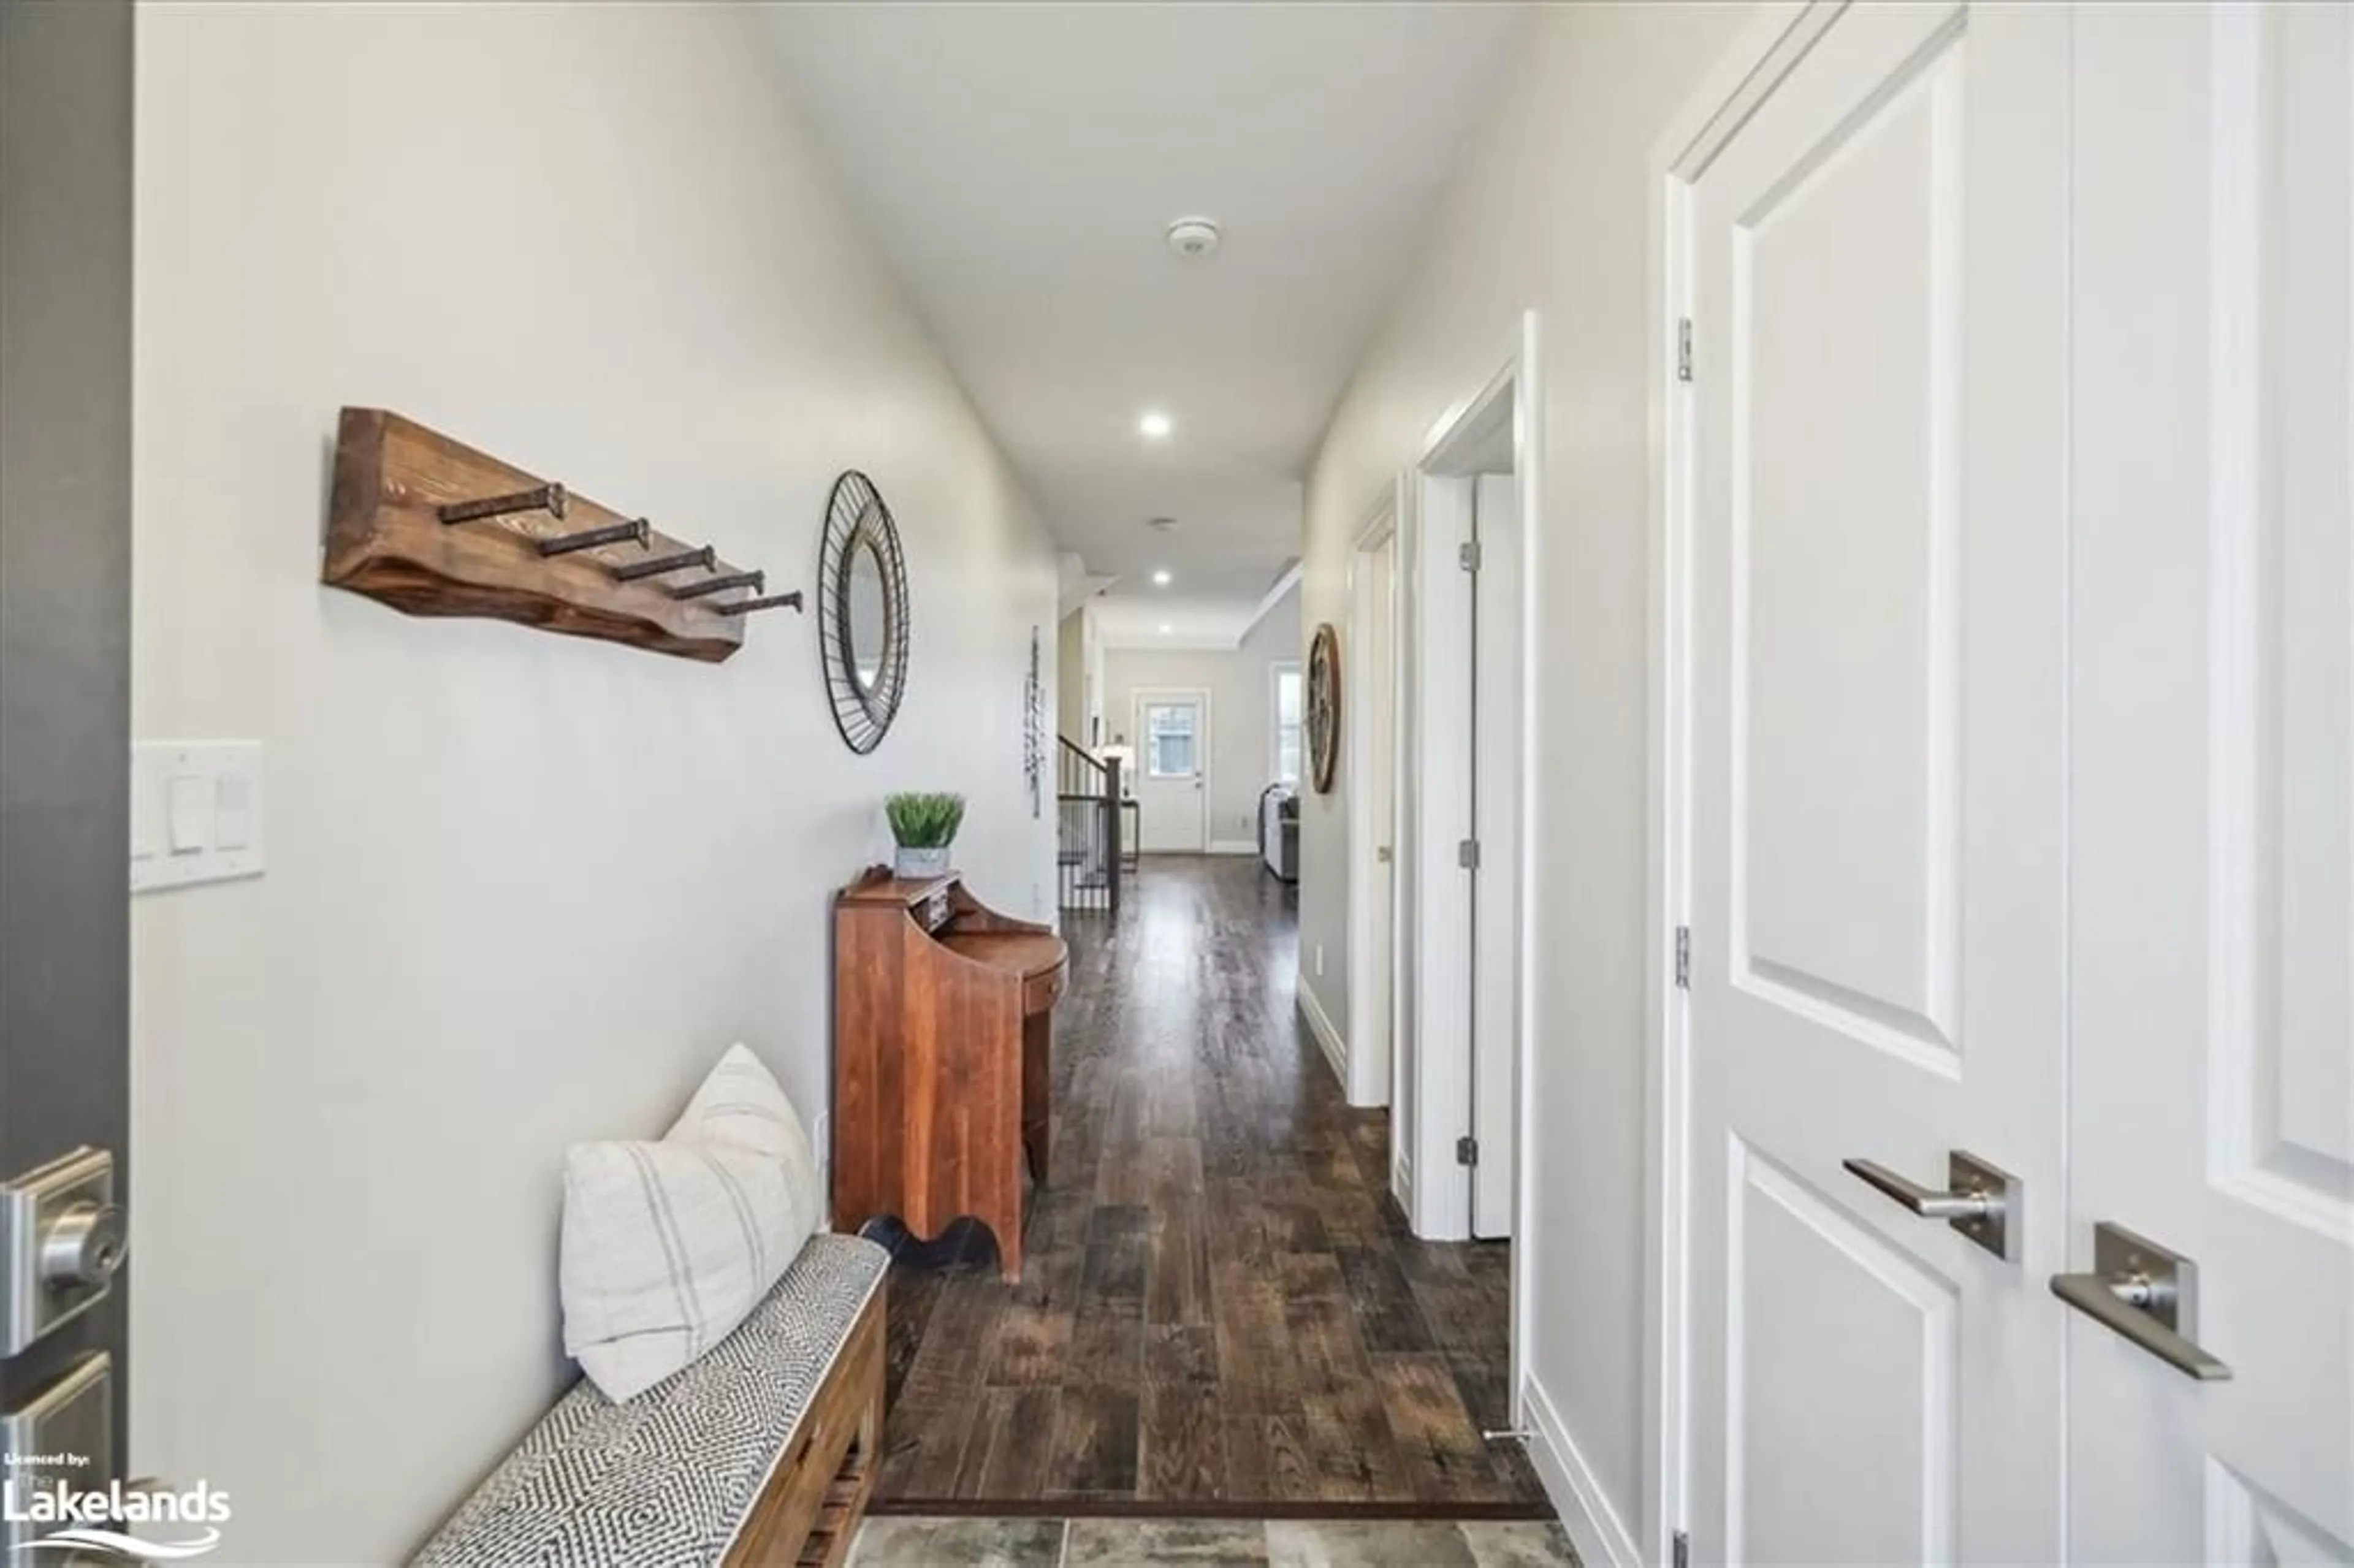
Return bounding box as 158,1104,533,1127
886,791,965,880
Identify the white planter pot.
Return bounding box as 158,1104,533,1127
894,845,952,880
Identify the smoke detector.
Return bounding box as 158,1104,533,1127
1165,217,1222,259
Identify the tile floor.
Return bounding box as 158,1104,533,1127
848,1515,1577,1567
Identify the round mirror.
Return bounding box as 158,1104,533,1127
818,472,908,753
845,527,889,694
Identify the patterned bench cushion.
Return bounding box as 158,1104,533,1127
412,1232,888,1568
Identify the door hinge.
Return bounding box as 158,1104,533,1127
1456,1135,1479,1167
1458,837,1480,870
1674,925,1691,989
1459,539,1482,573
1677,317,1694,382
1673,1531,1691,1568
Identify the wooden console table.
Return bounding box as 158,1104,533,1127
831,868,1067,1282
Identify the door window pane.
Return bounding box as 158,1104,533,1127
1145,702,1197,778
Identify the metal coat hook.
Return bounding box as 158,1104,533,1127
538,518,650,557
715,592,806,617
610,544,716,582
439,482,566,526
672,569,764,601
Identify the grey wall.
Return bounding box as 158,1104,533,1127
0,0,134,1453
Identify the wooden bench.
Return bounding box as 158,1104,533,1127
723,1283,883,1568
413,1234,887,1568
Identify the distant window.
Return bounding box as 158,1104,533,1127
1273,663,1303,785
1144,701,1198,778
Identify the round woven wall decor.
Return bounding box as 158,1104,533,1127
1307,622,1341,794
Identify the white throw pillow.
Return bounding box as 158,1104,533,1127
666,1044,825,1243
560,1045,822,1402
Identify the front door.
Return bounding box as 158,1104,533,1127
0,0,137,1514
1684,4,2069,1562
1132,691,1208,853
2066,4,2352,1557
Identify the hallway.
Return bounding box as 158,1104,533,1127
875,857,1544,1514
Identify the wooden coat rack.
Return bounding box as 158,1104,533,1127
324,408,799,663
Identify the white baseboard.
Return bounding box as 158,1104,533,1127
1522,1373,1643,1568
1296,976,1347,1092
1208,839,1259,856
1392,1151,1414,1215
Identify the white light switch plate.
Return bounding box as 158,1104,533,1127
132,742,265,892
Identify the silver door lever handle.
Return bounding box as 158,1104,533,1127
2049,1222,2231,1382
1844,1159,1996,1218
1842,1149,2021,1261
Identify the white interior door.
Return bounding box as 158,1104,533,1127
1407,467,1476,1237
1132,690,1207,853
1359,528,1400,1116
1683,6,2070,1562
1373,537,1398,1112
1471,473,1519,1239
2066,4,2353,1558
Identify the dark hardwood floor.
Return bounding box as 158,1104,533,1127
870,856,1547,1516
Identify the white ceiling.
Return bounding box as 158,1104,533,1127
758,3,1525,647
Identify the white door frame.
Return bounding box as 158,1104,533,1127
1346,483,1404,1116
1129,685,1212,853
1398,310,1542,1418
1639,6,1854,1565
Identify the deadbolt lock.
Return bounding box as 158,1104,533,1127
2,1147,124,1358
41,1200,126,1290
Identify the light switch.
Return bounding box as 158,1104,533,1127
213,774,253,851
166,775,210,855
132,741,264,892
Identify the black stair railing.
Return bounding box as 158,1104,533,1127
1056,736,1123,916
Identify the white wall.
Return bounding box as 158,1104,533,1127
129,6,1056,1560
1296,0,1753,1545
1086,611,1107,750
1055,600,1107,748
1102,584,1301,850
1057,606,1088,742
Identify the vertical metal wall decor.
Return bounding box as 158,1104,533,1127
1023,626,1045,819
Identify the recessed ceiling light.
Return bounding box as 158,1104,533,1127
1158,623,1173,635
1139,411,1172,440
1152,569,1171,587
